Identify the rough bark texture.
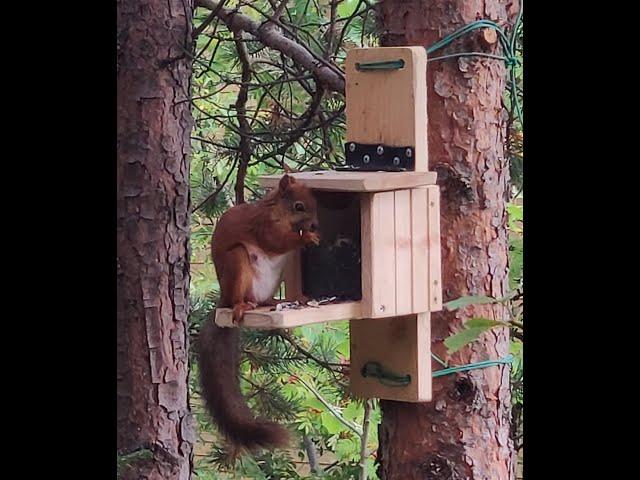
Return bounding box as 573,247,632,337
376,1,518,479
117,0,195,479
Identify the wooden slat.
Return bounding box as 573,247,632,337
361,192,396,318
259,171,436,192
349,313,431,402
360,193,374,317
415,312,431,401
426,186,442,311
283,250,303,301
345,47,428,172
377,192,397,317
410,188,429,313
394,190,412,315
215,301,362,329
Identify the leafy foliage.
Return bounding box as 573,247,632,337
443,318,508,354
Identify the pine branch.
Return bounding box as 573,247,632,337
195,0,345,93
295,376,363,436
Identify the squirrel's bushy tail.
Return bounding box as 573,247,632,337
198,319,289,451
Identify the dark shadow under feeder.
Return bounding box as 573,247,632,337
301,192,362,301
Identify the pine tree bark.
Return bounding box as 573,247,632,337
376,1,518,479
117,1,194,478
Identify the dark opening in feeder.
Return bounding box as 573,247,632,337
301,192,362,301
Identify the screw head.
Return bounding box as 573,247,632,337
376,145,384,155
349,143,356,152
405,148,412,158
379,305,385,312
363,154,370,164
393,156,401,166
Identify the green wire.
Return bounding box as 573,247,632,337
432,354,514,378
356,59,405,71
354,0,523,125
428,52,509,63
361,354,514,388
361,362,411,387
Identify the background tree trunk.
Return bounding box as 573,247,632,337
376,1,518,479
117,0,194,478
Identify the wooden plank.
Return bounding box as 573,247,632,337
415,312,431,401
345,47,428,172
349,313,431,402
259,171,436,192
361,192,396,318
426,186,442,311
376,192,397,317
410,188,429,313
394,190,412,315
215,301,362,329
283,250,303,301
360,193,374,317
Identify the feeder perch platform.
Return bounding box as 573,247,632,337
215,301,362,329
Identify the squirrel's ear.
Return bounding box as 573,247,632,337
279,174,296,193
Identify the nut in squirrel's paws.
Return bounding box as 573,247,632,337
300,230,320,246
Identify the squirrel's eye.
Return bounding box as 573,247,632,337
294,201,305,212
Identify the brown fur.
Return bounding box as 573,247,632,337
198,175,319,451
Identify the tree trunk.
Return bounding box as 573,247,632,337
117,1,194,479
376,1,518,479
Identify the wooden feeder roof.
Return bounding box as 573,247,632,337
259,170,437,192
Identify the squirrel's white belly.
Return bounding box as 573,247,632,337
247,246,289,304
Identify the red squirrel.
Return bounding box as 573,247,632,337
198,174,319,451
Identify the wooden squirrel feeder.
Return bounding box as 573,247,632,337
215,47,441,402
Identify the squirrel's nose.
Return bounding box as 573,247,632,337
309,223,318,232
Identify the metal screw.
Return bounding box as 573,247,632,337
363,154,370,164
349,143,356,152
393,156,401,166
376,145,384,155
379,305,385,312
405,148,412,158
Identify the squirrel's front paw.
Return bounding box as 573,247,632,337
302,230,320,246
232,302,256,324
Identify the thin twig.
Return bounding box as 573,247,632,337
302,434,320,473
193,0,227,38
233,31,252,205
359,399,374,480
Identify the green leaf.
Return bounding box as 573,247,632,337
302,398,325,412
337,0,360,18
444,318,505,354
336,339,350,358
321,411,343,435
464,318,505,329
334,437,359,461
443,295,499,311
510,339,523,371
342,401,363,422
509,237,523,288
